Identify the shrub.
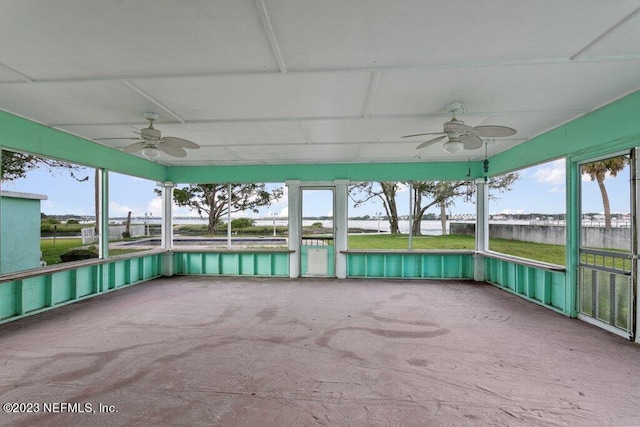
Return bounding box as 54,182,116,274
231,218,255,229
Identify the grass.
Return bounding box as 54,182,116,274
41,234,569,267
489,238,566,266
41,238,146,266
348,234,476,250
348,233,566,265
41,238,85,265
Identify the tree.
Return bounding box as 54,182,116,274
410,181,473,235
172,183,283,233
349,182,403,234
1,150,89,182
581,156,628,228
351,174,519,236
410,174,518,235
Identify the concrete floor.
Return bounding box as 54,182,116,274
1,277,639,426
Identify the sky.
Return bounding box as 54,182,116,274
0,157,631,218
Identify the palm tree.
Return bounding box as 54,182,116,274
581,156,628,228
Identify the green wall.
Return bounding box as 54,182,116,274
173,251,289,276
166,161,485,184
0,253,162,324
489,90,640,176
1,192,45,274
0,111,166,181
484,255,567,314
347,251,474,280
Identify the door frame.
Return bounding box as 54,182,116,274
300,186,336,277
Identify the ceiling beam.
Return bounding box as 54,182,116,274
2,56,640,86
50,110,588,128
571,5,640,60
363,72,380,118
254,0,287,73
122,81,186,123
0,62,34,83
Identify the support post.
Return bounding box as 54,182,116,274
98,169,109,260
286,181,301,278
334,180,349,278
474,178,488,281
161,181,174,276
227,183,232,249
633,149,639,342
98,169,109,291
565,158,579,317
408,182,413,250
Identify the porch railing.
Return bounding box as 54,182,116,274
578,248,632,334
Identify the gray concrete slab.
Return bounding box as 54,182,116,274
0,277,639,426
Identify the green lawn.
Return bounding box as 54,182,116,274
41,234,567,267
41,238,144,266
348,234,566,266
41,238,86,265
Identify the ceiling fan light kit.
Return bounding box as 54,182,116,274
443,139,464,154
141,145,161,159
402,102,516,154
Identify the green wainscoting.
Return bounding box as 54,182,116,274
0,252,162,324
484,254,567,314
346,251,474,279
173,251,290,277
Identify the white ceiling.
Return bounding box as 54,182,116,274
0,0,639,166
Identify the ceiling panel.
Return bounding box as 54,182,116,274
0,0,278,80
0,81,163,125
267,0,640,70
226,143,360,164
370,60,640,117
581,14,640,58
130,72,372,121
154,121,308,147
169,146,248,165
359,141,453,163
483,112,583,141
0,1,638,169
303,118,443,144
64,121,309,148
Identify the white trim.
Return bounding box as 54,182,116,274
577,313,632,340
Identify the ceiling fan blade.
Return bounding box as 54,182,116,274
157,142,187,157
161,136,199,149
416,135,447,149
460,134,483,150
402,132,444,138
94,137,142,141
123,141,148,153
474,125,516,137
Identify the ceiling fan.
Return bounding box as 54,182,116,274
402,102,516,154
95,112,199,159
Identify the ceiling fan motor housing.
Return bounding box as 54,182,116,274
141,127,161,140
